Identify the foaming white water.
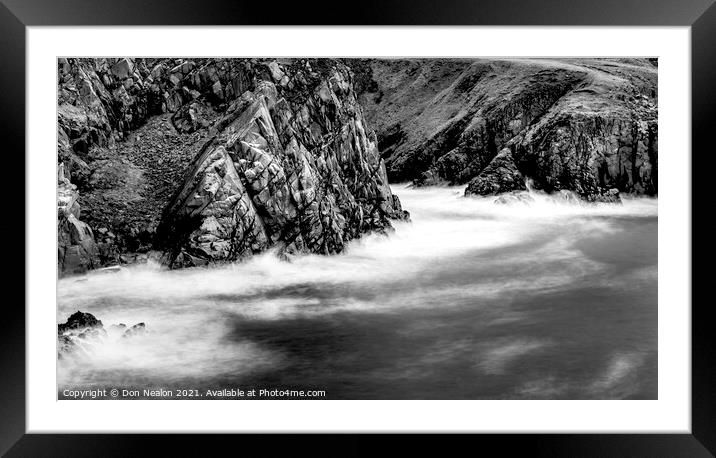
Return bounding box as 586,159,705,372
58,322,276,386
58,184,658,392
59,185,656,305
403,183,658,220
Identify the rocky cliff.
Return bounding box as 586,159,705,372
57,163,100,274
57,57,656,275
356,58,658,200
57,58,408,275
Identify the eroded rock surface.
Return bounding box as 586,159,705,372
355,58,658,199
57,58,408,274
158,64,408,267
58,164,100,274
465,148,526,196
58,310,104,334
57,311,147,359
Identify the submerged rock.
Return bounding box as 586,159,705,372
546,188,622,205
58,335,77,358
57,311,105,359
588,188,622,204
172,101,212,133
493,191,535,206
465,148,525,196
552,189,581,204
58,311,103,335
108,323,127,336
122,322,147,338
491,186,621,206
94,265,127,274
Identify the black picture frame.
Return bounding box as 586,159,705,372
2,0,712,455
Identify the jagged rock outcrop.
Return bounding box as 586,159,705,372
57,57,650,275
57,311,105,358
158,64,408,267
356,58,658,199
58,310,104,334
57,311,147,359
58,164,100,274
122,322,147,338
57,58,408,274
465,148,526,195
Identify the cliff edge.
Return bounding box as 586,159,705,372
57,58,408,275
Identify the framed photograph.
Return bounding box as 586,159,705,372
4,0,712,455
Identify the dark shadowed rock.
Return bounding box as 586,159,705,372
58,311,103,335
465,148,525,196
411,169,448,187
58,311,150,359
57,311,106,359
57,58,409,273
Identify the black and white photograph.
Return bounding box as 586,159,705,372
0,0,710,450
56,56,658,400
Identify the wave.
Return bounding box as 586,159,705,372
58,184,657,395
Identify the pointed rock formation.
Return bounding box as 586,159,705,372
158,63,408,267
57,58,408,273
57,164,100,274
465,148,526,196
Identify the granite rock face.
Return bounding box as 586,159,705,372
57,58,408,274
158,63,408,267
57,164,100,274
356,58,658,199
58,310,104,334
465,148,526,196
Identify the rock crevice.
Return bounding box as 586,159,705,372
57,58,408,275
